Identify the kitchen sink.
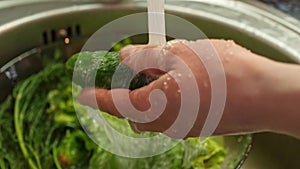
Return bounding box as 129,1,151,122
0,0,300,168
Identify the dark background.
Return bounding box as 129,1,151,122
259,0,300,20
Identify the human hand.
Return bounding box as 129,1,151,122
78,39,281,139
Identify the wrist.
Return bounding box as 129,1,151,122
256,60,300,138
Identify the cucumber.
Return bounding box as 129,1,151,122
65,51,157,90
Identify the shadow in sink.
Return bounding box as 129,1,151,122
242,132,300,169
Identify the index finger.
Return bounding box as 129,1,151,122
77,73,177,123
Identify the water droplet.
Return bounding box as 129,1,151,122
162,48,168,56
177,90,181,93
163,81,169,90
166,77,171,81
177,73,182,77
227,40,234,43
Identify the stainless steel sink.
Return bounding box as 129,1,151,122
0,0,300,168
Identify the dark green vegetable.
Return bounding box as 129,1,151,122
0,40,226,169
0,60,225,169
56,130,93,168
64,50,226,169
0,63,69,169
65,51,157,90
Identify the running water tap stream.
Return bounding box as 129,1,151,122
147,0,167,45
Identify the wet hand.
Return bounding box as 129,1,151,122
78,39,274,138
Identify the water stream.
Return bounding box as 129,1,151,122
147,0,166,45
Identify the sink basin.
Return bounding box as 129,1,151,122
0,0,300,168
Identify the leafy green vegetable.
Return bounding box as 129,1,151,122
65,49,226,168
111,38,132,51
0,40,226,169
0,63,67,169
0,61,226,169
47,84,79,127
56,130,93,168
183,138,225,169
0,95,25,169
